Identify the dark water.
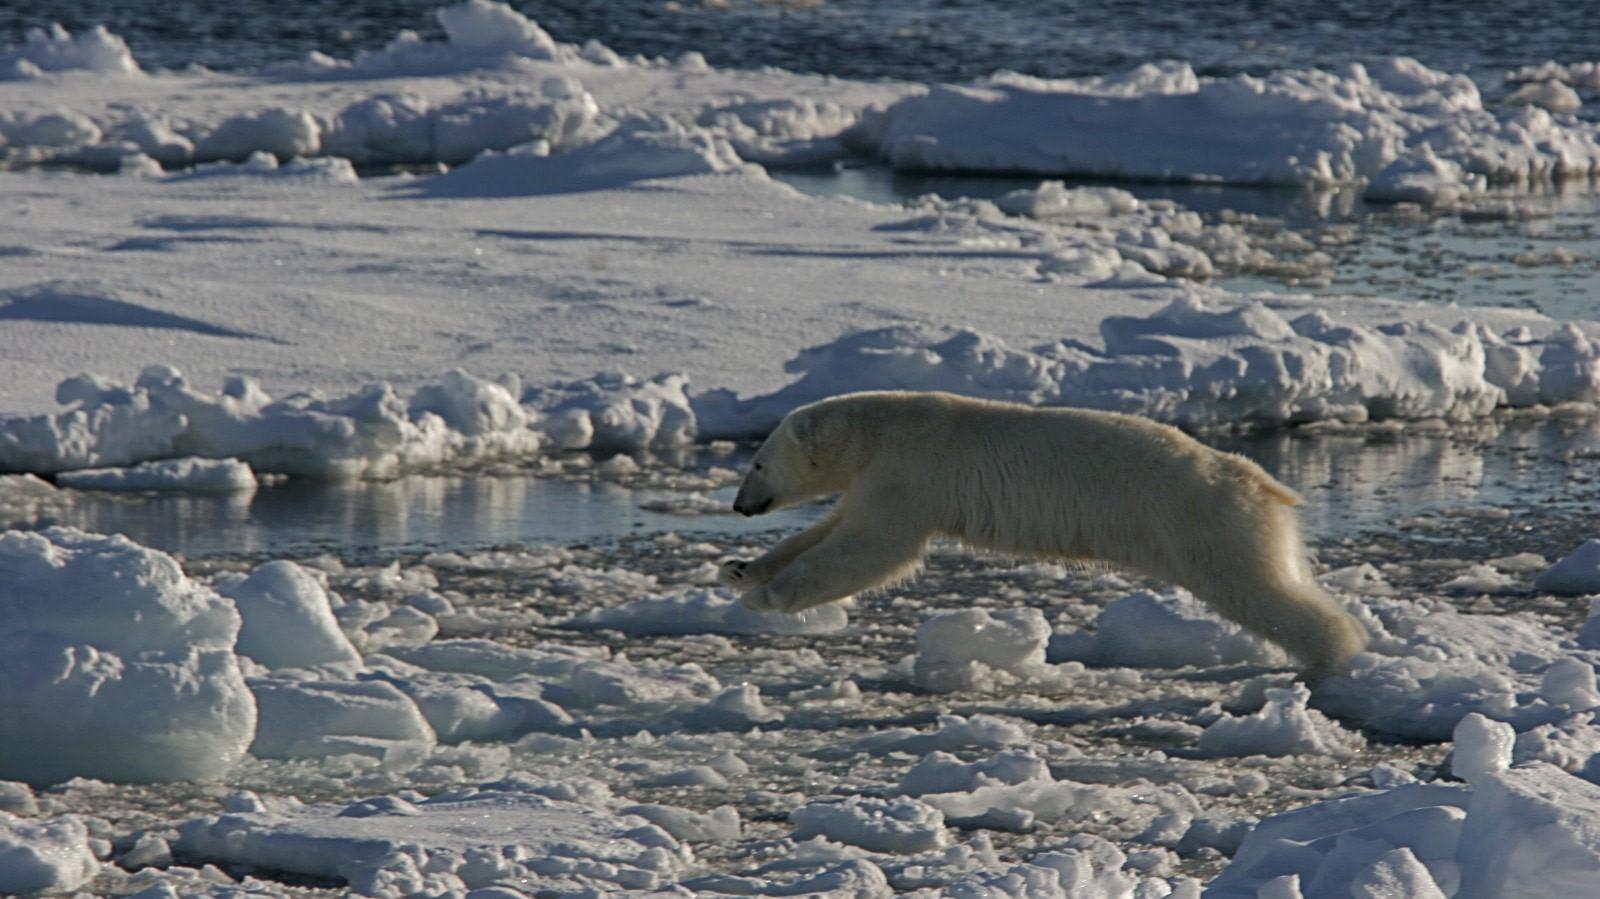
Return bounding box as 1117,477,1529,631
25,418,1598,558
3,0,1595,82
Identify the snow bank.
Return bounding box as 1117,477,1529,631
872,57,1600,201
56,456,257,492
0,363,697,478
175,783,689,896
0,527,255,784
696,295,1600,438
408,115,752,198
1207,716,1600,898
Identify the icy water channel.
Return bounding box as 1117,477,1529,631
32,416,1600,561
774,166,1600,323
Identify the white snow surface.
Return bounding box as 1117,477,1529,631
0,3,1595,481
2,4,1600,898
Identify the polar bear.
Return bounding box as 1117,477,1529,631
719,391,1367,681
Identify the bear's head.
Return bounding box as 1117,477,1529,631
732,400,854,516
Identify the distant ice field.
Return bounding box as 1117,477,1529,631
4,0,1598,83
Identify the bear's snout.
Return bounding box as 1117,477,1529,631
733,496,773,516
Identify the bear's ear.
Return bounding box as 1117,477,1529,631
784,407,824,467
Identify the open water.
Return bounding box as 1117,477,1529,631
3,0,1597,84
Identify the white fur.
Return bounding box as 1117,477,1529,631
723,391,1367,680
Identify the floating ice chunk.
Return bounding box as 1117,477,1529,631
361,663,571,743
1504,80,1583,114
621,803,741,842
247,674,435,760
194,108,321,162
941,835,1201,899
566,586,848,635
1540,658,1600,711
215,561,362,670
1535,539,1600,595
1348,847,1449,899
1452,713,1515,782
1195,684,1366,759
697,97,858,166
1318,596,1573,739
1366,144,1486,206
995,182,1140,220
899,749,1051,797
0,474,68,528
912,607,1061,693
175,784,689,894
0,812,100,894
57,457,257,492
434,0,560,60
530,370,699,453
0,527,255,783
1050,589,1283,669
1455,763,1600,897
1208,783,1470,898
873,57,1600,192
848,713,1033,757
0,108,101,148
388,639,721,710
790,796,949,853
0,23,140,78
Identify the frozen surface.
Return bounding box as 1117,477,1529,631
175,783,689,896
1,3,1599,897
872,58,1600,202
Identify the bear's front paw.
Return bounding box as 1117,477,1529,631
717,559,751,591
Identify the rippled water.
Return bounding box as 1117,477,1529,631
28,418,1597,559
5,0,1597,81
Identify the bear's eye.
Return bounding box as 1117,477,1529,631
753,462,764,472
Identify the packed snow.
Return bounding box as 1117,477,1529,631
1,2,1599,897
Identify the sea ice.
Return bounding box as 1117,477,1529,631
0,527,255,783
1535,539,1600,595
56,456,258,492
174,783,690,896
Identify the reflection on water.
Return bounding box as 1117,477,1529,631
44,476,816,559
27,418,1597,559
1217,417,1599,539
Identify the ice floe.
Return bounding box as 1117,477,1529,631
870,57,1600,202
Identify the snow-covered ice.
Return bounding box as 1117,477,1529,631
1,2,1599,896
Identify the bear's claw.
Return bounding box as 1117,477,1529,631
717,559,750,591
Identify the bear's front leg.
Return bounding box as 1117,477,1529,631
717,512,842,595
739,519,930,614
